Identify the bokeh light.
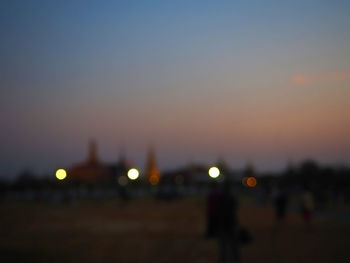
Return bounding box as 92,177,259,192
55,169,67,180
127,168,139,180
118,175,128,186
246,176,257,187
208,167,220,178
149,175,160,185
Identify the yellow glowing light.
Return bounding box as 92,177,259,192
208,167,220,178
127,168,139,180
56,169,67,180
246,176,257,187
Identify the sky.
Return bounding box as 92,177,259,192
1,0,350,177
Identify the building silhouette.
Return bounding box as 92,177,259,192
68,140,110,182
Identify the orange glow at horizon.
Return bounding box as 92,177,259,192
149,175,160,185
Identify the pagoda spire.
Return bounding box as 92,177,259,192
87,139,98,164
145,145,160,185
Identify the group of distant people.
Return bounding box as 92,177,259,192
273,186,315,230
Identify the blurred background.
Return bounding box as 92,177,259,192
1,0,350,262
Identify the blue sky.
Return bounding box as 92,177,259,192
1,0,350,176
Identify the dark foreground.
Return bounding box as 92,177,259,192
0,198,349,263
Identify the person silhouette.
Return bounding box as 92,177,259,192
206,182,221,238
274,188,289,224
216,181,240,263
300,187,314,230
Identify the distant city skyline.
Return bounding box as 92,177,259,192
1,0,350,177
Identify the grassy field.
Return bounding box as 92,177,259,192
0,197,349,263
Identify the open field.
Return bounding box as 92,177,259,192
0,197,349,263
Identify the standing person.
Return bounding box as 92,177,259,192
300,188,314,230
217,181,240,263
206,182,221,238
274,188,289,225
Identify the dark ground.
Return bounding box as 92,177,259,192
0,197,349,263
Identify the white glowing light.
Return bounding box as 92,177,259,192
208,167,220,178
127,168,139,180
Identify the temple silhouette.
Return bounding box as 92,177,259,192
68,140,110,182
145,146,161,185
67,140,161,185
